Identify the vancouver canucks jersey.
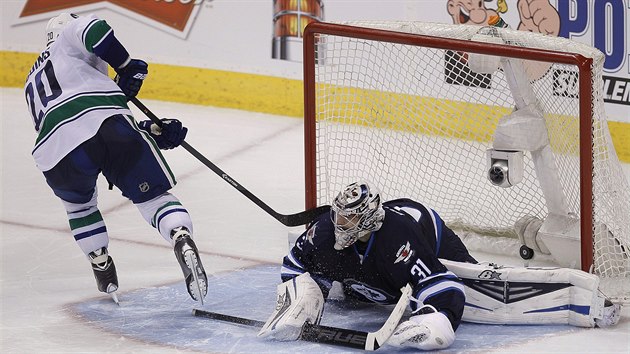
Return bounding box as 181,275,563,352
24,14,131,171
281,198,470,329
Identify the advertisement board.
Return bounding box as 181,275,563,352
1,0,627,157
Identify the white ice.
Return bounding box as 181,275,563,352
1,87,628,353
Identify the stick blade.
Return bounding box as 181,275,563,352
367,283,413,350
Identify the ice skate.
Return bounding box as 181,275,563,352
89,247,119,304
172,227,207,304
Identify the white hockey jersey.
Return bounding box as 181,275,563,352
24,14,132,171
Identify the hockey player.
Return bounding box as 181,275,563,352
23,13,207,303
259,181,476,350
258,181,622,351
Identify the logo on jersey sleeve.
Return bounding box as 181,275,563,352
305,221,318,245
394,241,415,264
295,222,318,250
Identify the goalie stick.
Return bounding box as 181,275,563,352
130,97,330,226
192,284,412,351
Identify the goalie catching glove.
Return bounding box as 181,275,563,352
139,119,188,150
388,304,455,351
258,273,324,341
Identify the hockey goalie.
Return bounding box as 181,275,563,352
258,182,622,351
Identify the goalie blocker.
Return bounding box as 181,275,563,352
441,259,621,328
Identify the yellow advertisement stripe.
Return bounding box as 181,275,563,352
315,85,597,156
316,84,506,141
140,63,304,117
3,50,629,162
609,121,630,162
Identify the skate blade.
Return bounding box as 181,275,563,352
110,292,120,305
184,251,207,305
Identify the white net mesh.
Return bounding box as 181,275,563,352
307,21,630,301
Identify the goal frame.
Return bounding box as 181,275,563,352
302,21,595,272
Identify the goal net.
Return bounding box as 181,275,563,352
302,21,630,302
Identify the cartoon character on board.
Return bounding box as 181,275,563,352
444,0,560,84
446,0,559,36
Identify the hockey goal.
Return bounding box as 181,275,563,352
303,21,630,302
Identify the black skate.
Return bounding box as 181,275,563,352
89,247,119,304
172,227,207,304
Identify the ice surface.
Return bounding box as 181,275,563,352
71,265,583,353
1,88,628,353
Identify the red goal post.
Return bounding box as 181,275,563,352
302,21,629,302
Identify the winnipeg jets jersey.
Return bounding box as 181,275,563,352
282,198,470,329
24,14,131,171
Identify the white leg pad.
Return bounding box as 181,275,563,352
441,259,618,327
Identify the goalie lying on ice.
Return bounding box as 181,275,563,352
258,182,622,351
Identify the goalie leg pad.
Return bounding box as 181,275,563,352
258,273,324,341
441,259,620,327
388,307,455,351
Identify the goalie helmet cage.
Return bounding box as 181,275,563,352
302,21,630,302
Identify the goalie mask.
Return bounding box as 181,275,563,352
45,13,78,47
330,182,385,250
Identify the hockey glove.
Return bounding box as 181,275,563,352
388,305,455,350
139,119,188,150
114,59,148,98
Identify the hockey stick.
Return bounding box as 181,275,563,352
192,283,412,351
129,97,330,226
